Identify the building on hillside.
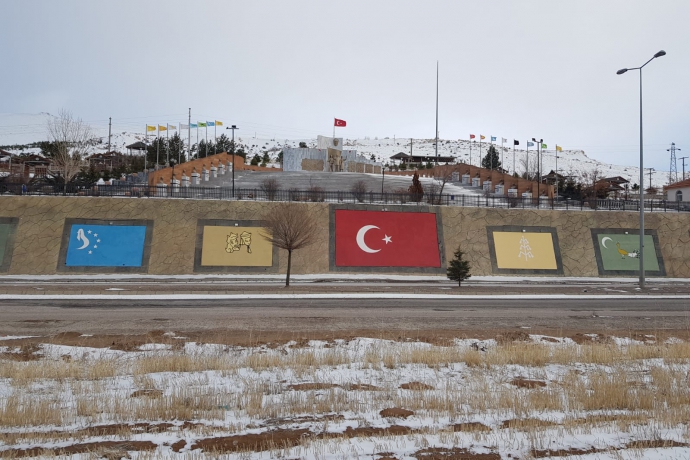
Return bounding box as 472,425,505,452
595,176,630,198
87,152,129,172
282,136,381,173
664,178,690,202
390,152,454,166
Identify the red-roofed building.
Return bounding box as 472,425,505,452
664,178,690,202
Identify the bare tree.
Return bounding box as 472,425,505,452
46,109,93,182
260,203,318,287
519,155,539,181
428,165,454,205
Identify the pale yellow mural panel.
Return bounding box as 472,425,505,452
201,226,272,267
494,232,557,270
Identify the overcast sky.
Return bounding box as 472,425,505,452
2,1,688,172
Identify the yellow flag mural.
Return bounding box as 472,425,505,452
493,232,557,270
200,226,273,267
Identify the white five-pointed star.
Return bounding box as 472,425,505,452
87,230,92,234
383,235,392,244
94,233,98,237
97,239,101,243
88,250,92,254
94,245,98,249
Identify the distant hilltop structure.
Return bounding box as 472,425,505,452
283,135,381,174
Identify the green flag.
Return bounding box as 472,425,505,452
198,122,207,128
542,143,547,149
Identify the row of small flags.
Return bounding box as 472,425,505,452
469,134,563,152
146,121,223,133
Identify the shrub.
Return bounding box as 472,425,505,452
260,178,280,201
350,180,367,203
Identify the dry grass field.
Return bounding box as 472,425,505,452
1,331,690,459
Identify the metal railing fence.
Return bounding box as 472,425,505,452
1,182,689,213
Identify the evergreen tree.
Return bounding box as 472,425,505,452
262,151,270,164
408,172,424,202
250,154,261,166
481,145,501,170
168,132,186,164
447,246,471,286
146,138,168,166
216,134,232,153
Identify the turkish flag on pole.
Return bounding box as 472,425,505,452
334,118,347,127
335,210,441,267
469,134,476,139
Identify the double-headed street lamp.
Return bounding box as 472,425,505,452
226,125,239,197
616,49,666,289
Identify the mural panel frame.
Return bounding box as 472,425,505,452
57,218,154,273
328,204,446,274
194,219,279,273
0,217,19,273
590,228,666,276
487,225,564,275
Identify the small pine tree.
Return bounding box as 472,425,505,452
481,145,501,170
408,172,424,202
447,246,471,286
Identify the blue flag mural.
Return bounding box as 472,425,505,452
65,225,147,267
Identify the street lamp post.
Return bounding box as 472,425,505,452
532,138,543,206
381,165,385,195
616,49,666,289
226,125,239,197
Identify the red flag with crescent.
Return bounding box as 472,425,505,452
334,118,347,127
334,210,441,267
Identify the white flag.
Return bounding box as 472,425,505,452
168,124,177,130
502,138,507,143
180,124,190,130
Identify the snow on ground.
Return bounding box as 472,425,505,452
0,113,672,189
1,335,690,459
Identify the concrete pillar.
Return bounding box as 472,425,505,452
156,177,168,197
211,161,218,178
191,167,200,186
181,169,190,187
171,174,180,194
219,162,226,175
202,164,209,182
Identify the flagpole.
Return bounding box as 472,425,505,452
144,125,147,172
156,126,160,167
214,123,217,155
479,138,482,168
501,138,504,172
512,142,515,176
188,108,191,163
333,118,335,138
526,142,529,180
469,139,472,167
166,124,170,165
178,123,181,165
205,124,208,157
556,146,559,198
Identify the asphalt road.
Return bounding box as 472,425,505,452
1,298,688,337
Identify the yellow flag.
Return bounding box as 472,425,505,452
146,125,156,132
556,145,563,152
215,120,223,126
158,125,167,131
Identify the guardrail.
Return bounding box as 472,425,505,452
1,182,689,212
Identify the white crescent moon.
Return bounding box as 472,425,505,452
76,228,90,250
601,237,612,249
356,225,380,253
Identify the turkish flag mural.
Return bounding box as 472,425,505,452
334,210,441,267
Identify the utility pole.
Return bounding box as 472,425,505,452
680,156,688,181
647,168,654,192
435,61,439,163
107,117,112,153
667,143,680,184
188,108,191,162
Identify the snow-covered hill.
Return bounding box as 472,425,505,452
0,113,671,189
